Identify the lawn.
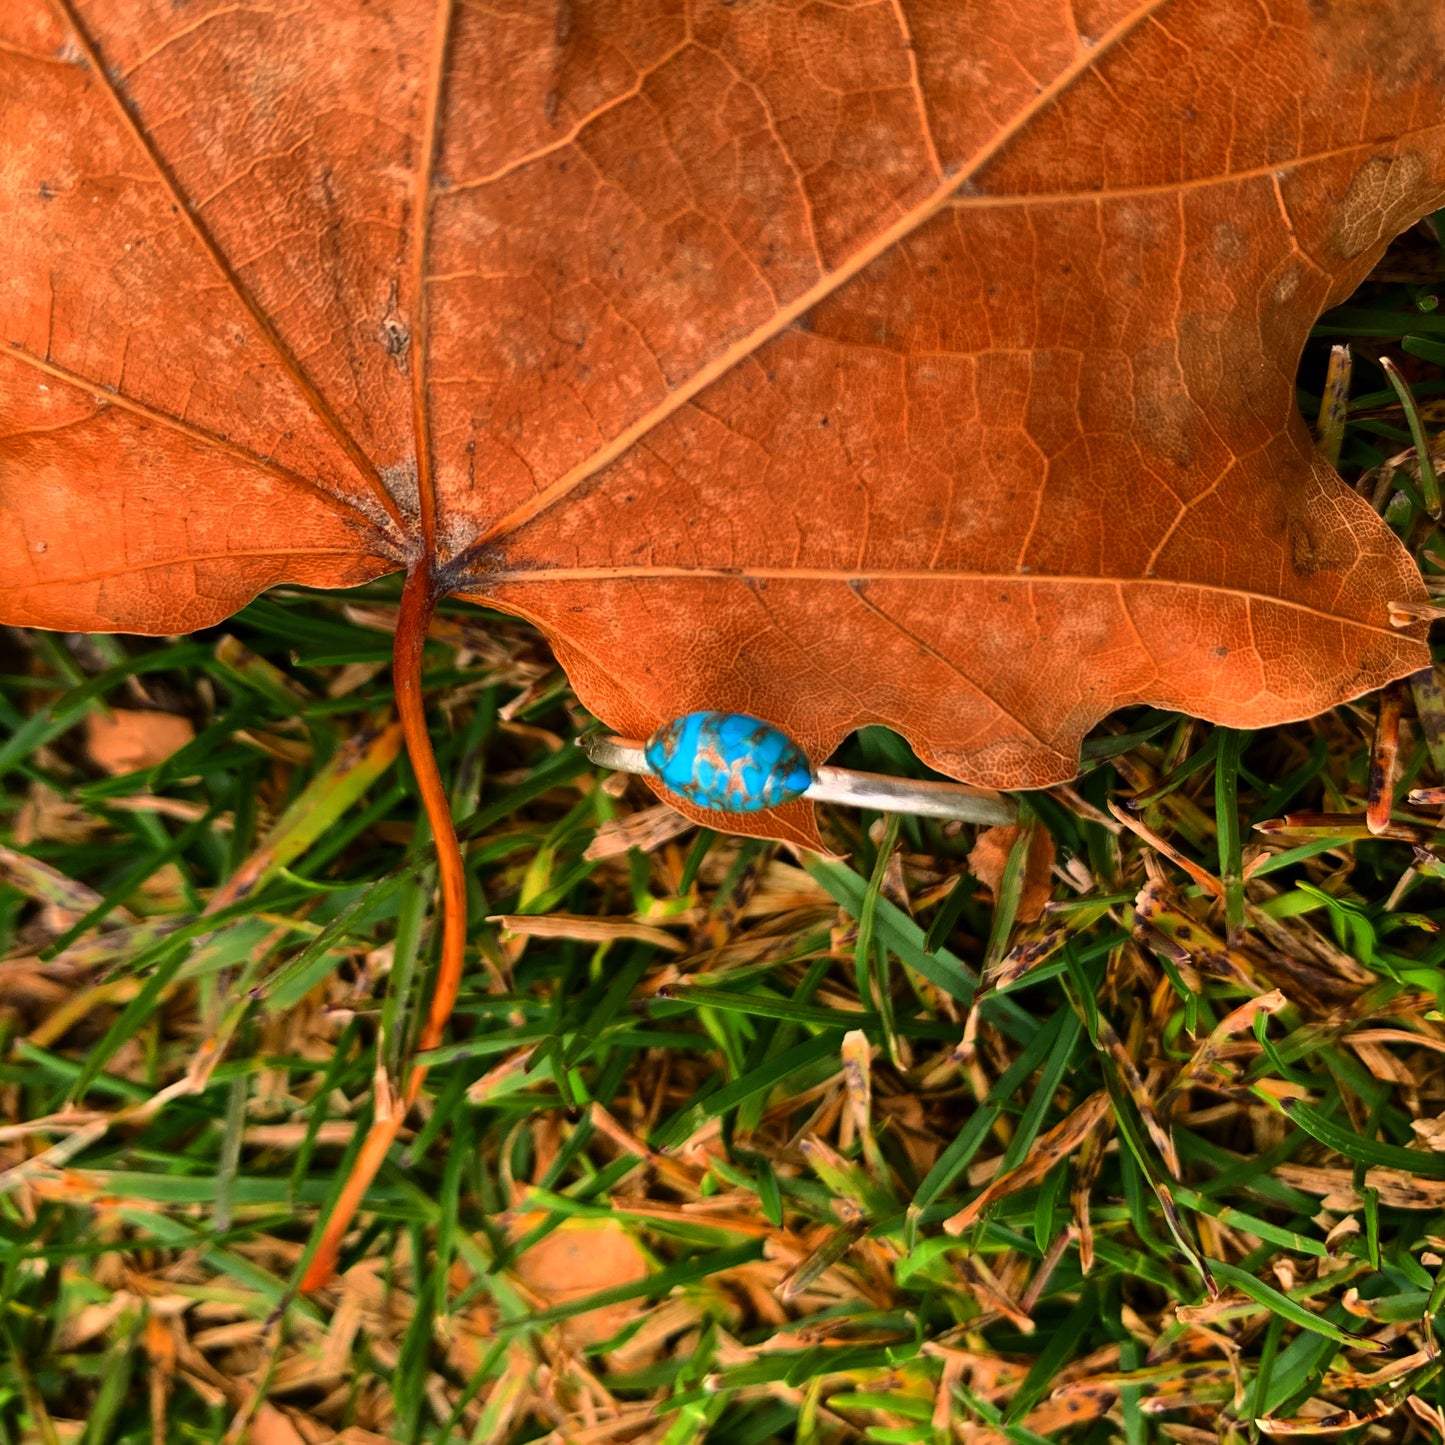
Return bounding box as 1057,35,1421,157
1,222,1445,1443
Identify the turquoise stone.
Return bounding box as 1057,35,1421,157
644,711,814,812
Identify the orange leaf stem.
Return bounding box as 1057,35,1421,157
300,562,468,1291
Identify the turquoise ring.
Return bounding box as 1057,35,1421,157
581,711,1016,825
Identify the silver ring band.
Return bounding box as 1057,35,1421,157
580,734,1017,825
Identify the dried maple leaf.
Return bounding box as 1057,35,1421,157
509,1215,652,1349
4,0,1444,1283
5,0,1444,821
85,708,194,775
968,823,1055,925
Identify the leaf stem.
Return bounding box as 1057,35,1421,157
300,563,468,1291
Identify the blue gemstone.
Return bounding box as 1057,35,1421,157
644,711,814,812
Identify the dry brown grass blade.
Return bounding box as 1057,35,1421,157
1108,802,1224,898
943,1091,1110,1237
1134,881,1273,997
1276,1164,1445,1210
488,914,688,953
1069,1111,1114,1276
1097,1019,1179,1178
1163,990,1288,1107
989,921,1072,990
